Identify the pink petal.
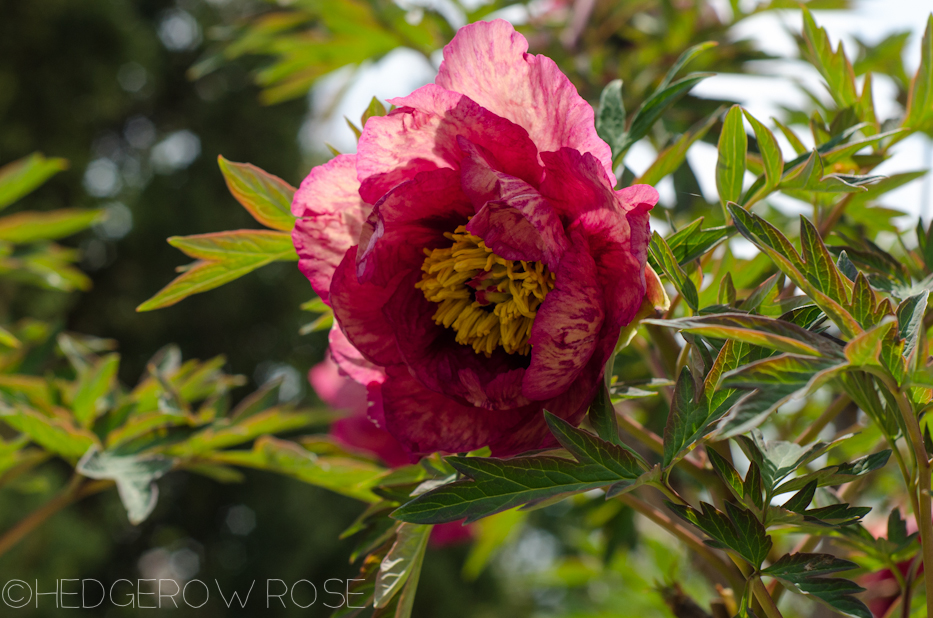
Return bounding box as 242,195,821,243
381,365,547,456
436,20,613,182
327,325,387,386
330,382,411,468
329,247,404,369
308,355,368,411
291,154,370,304
356,84,542,204
523,229,605,400
382,271,531,410
459,138,569,270
357,168,473,287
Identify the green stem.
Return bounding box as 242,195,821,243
618,492,744,591
752,575,784,618
795,394,850,445
0,475,113,559
872,370,933,618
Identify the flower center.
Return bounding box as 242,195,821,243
415,225,555,356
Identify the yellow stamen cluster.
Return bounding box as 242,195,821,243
415,225,555,356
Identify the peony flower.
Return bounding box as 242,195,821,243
309,356,410,468
309,356,473,546
293,19,656,457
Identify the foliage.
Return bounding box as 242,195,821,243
5,1,933,618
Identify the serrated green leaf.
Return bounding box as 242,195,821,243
217,156,296,231
782,480,816,512
393,445,646,525
587,383,621,446
736,430,851,489
662,368,706,467
545,412,646,475
763,552,859,581
728,205,863,338
706,447,744,501
0,209,103,243
0,153,69,211
775,450,891,494
716,106,747,207
668,501,771,568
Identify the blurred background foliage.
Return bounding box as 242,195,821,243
2,0,930,616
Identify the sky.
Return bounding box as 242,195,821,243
300,0,933,231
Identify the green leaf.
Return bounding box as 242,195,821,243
207,436,385,503
661,218,733,265
897,292,928,373
587,383,622,446
0,209,103,243
596,80,626,160
844,316,896,366
706,447,744,502
763,552,859,580
802,8,858,108
217,156,296,232
780,150,881,194
72,353,120,427
662,368,708,467
77,446,173,525
545,412,646,477
0,153,69,211
361,96,387,127
616,73,714,159
799,216,850,304
137,231,297,311
648,232,699,311
762,551,870,618
905,15,933,130
782,481,816,512
168,229,297,261
374,523,431,608
393,427,646,525
645,313,843,358
736,430,850,489
716,105,748,207
0,326,20,349
743,111,784,196
1,405,99,459
728,205,863,338
668,501,771,568
168,408,332,456
637,110,721,186
775,451,891,494
658,41,718,90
